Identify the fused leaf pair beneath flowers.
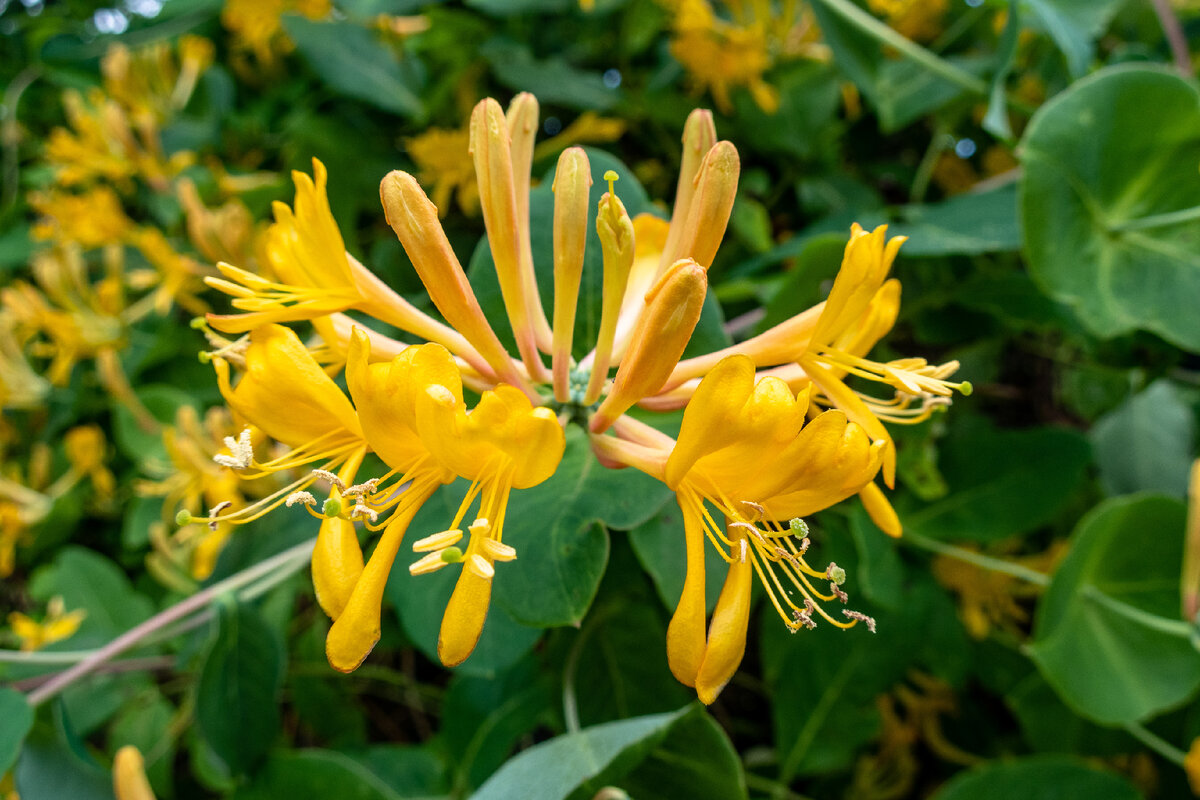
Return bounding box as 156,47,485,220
202,93,968,702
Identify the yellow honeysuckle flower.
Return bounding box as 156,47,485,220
177,178,261,267
113,745,156,800
206,160,472,360
101,36,213,128
867,0,947,43
30,186,134,249
64,425,116,500
0,313,50,411
593,355,884,703
410,380,565,667
932,542,1063,640
0,499,27,578
662,0,826,114
404,126,479,217
7,596,87,652
199,94,964,685
221,0,331,70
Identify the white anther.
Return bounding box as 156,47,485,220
213,428,253,469
350,502,378,522
468,518,491,537
739,538,747,564
206,501,231,530
343,478,381,498
311,469,346,491
285,491,316,507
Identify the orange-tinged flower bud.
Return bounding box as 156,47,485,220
662,141,739,271
591,258,708,433
551,147,591,402
379,170,534,398
505,93,553,349
471,98,549,382
660,109,717,273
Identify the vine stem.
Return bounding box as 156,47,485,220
901,531,1051,587
1124,720,1188,766
1150,0,1193,77
809,0,988,95
23,537,315,707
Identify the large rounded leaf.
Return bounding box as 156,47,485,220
1029,494,1199,724
934,757,1142,800
1020,65,1200,350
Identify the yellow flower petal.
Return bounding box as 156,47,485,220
312,515,364,621
666,496,709,688
113,745,157,800
438,559,493,667
695,533,753,705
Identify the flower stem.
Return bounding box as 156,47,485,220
809,0,988,95
1124,720,1188,766
901,531,1051,587
23,537,314,706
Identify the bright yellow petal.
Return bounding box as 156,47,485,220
312,515,364,621
113,746,157,800
695,533,752,705
438,560,493,667
666,495,709,688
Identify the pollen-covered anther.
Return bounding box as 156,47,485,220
285,491,317,508
342,478,381,498
479,538,517,562
468,553,495,579
791,598,817,631
413,529,463,552
739,500,765,521
826,562,846,586
738,538,747,564
205,501,230,532
830,582,849,603
311,469,346,492
350,502,378,523
468,517,491,537
409,550,451,575
213,428,254,469
843,609,877,633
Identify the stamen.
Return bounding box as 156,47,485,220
843,609,877,633
213,428,253,469
343,478,381,498
468,553,495,579
285,491,316,507
413,529,464,552
350,502,378,522
206,501,231,531
311,469,346,492
409,551,451,575
469,517,491,537
480,538,517,561
830,582,848,603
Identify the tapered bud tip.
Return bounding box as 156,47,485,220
175,509,192,526
683,108,716,147
704,141,740,181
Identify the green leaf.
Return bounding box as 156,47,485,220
892,184,1022,256
901,422,1091,542
470,705,746,800
235,750,406,800
1091,380,1195,498
1020,0,1127,78
0,688,34,774
283,16,423,118
15,737,114,800
627,505,727,616
479,39,620,110
195,598,285,776
108,690,176,796
1029,494,1199,724
1020,66,1200,350
933,756,1142,800
1006,674,1132,756
29,546,155,646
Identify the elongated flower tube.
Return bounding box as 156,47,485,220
471,98,549,382
593,355,884,703
113,746,156,800
505,92,553,351
590,258,708,433
551,147,591,402
659,108,716,274
659,140,740,272
380,170,535,397
410,382,565,666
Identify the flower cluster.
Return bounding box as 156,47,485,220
202,94,968,701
